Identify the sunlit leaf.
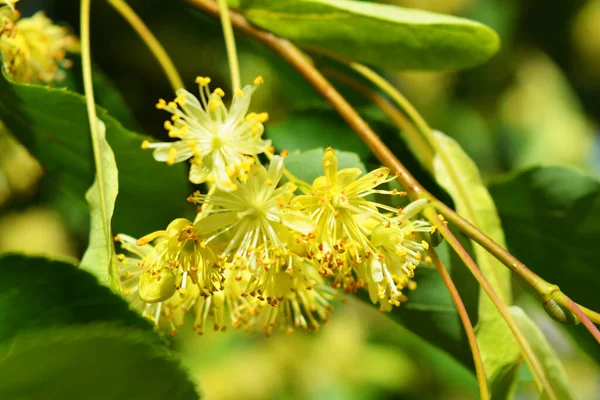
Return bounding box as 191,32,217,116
236,0,500,70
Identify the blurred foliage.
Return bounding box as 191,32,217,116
1,0,599,399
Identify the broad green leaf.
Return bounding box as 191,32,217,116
267,112,370,160
0,254,200,398
488,166,600,365
0,253,149,341
236,0,500,70
0,324,199,400
0,69,189,240
80,118,119,287
432,131,519,392
509,307,573,400
284,147,366,183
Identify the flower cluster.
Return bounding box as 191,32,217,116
0,2,79,84
119,78,432,336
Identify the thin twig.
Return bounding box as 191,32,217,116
217,0,241,92
107,0,184,91
429,249,489,400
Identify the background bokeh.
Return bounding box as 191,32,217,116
1,0,599,399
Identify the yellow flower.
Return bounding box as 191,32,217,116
190,156,316,295
292,148,402,287
363,199,430,311
116,233,201,336
192,269,261,335
0,11,79,84
257,254,336,336
144,76,272,191
136,218,223,298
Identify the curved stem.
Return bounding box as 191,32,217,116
424,207,558,400
107,0,184,91
217,0,241,92
429,249,489,400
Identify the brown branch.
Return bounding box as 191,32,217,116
429,249,489,400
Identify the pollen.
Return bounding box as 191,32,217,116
254,75,264,85
195,76,211,86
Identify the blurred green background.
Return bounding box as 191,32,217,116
1,0,599,399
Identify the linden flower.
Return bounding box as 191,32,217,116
0,11,79,84
363,199,431,311
116,233,202,336
143,76,272,191
258,255,336,336
190,156,316,293
292,148,403,286
136,218,223,298
192,269,261,335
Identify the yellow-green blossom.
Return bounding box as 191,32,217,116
363,199,430,311
116,233,202,336
143,76,272,191
292,148,403,288
0,11,79,84
136,218,223,298
257,254,336,336
193,269,261,335
190,156,316,295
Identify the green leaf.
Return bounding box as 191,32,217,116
284,147,366,182
509,307,573,400
236,0,500,70
267,112,370,160
80,119,119,287
432,131,519,392
0,253,149,341
0,69,189,240
0,254,200,398
0,324,199,400
488,166,600,365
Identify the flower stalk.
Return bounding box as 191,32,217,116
428,248,489,400
217,0,241,92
